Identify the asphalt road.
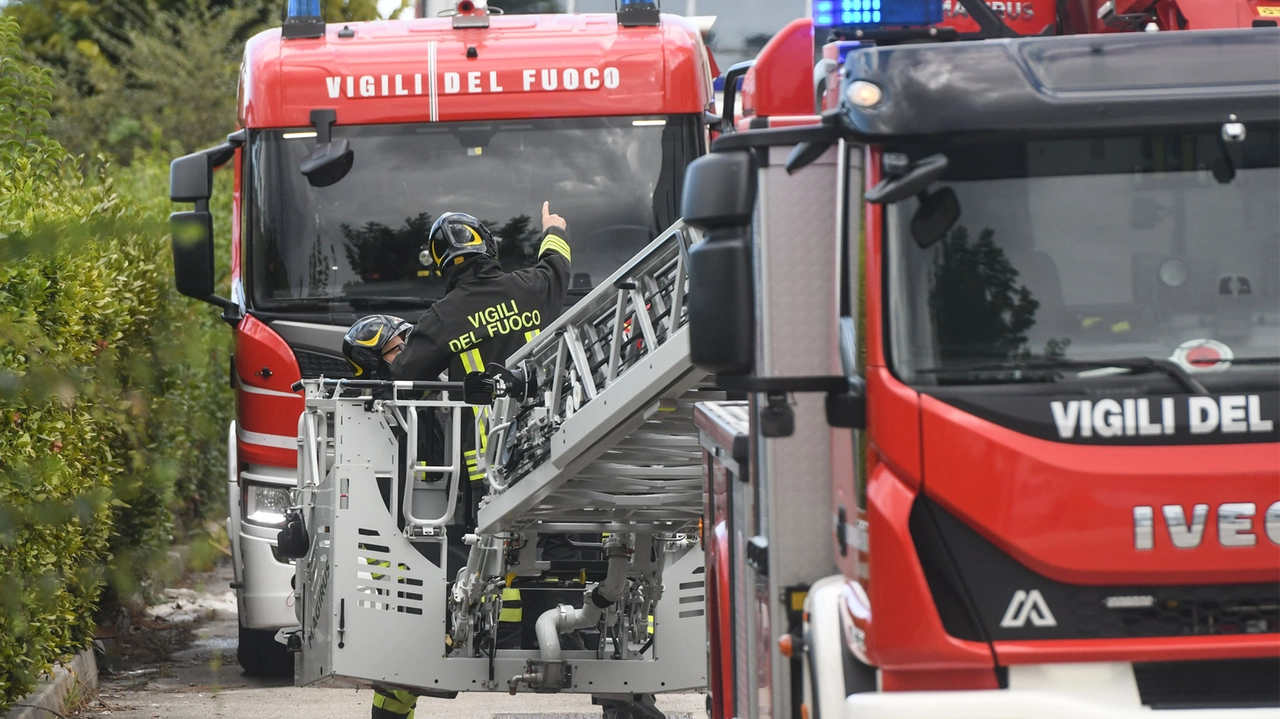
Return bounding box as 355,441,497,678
81,558,706,719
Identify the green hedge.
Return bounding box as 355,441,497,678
0,16,231,710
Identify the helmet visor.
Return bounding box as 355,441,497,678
432,220,488,265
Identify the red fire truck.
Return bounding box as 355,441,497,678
684,0,1279,715
168,0,717,675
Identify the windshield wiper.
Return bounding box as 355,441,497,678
919,357,1209,395
345,296,436,309
268,296,435,309
268,297,353,310
1197,356,1280,366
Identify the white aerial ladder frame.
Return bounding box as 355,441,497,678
478,221,712,536
288,221,711,698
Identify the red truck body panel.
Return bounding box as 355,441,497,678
740,19,817,120
234,315,304,468
921,397,1280,587
240,14,713,130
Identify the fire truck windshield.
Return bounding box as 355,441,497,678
886,129,1280,390
246,115,699,310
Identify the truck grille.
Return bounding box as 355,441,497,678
1135,658,1280,709
911,497,1280,642
1071,585,1279,639
296,349,356,379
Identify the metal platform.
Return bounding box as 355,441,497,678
291,382,707,694
478,222,711,536
288,221,713,698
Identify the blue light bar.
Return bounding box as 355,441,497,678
617,0,660,27
286,0,321,18
812,0,943,28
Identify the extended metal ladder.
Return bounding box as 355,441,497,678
477,221,710,536
289,221,713,698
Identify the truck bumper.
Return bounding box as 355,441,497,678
845,690,1279,718
237,526,296,630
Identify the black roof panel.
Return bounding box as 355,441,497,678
840,28,1280,140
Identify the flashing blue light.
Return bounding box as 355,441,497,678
286,0,321,18
617,0,659,7
812,0,941,28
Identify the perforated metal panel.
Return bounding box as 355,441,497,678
293,384,707,695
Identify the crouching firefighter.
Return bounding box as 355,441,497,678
345,204,571,719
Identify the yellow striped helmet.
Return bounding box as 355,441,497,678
342,315,412,379
427,212,498,268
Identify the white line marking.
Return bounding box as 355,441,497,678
237,427,298,450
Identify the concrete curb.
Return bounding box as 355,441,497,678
3,649,98,719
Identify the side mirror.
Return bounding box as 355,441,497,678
170,211,216,299
682,150,759,375
170,135,239,203
911,187,961,248
865,153,948,205
865,153,960,249
276,508,310,560
170,153,213,203
169,133,242,321
302,109,354,188
718,61,755,135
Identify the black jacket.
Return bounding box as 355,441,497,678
392,227,571,382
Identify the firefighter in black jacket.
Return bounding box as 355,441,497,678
363,204,569,719
393,202,569,489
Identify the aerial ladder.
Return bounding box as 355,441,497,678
287,221,713,702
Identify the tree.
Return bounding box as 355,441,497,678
320,0,384,21
929,225,1041,363
45,0,258,161
8,0,400,159
2,1,262,66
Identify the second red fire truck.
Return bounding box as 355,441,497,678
685,0,1279,715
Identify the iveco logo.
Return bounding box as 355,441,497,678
1000,589,1057,628
1133,501,1280,550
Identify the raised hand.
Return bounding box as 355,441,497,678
542,201,567,232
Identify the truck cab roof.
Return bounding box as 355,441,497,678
840,28,1280,140
240,13,714,128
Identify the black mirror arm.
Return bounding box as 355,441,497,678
311,110,337,144
957,0,1021,37
784,111,845,174
207,130,247,171
865,154,949,204
719,61,756,135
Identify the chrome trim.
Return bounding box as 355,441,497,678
1218,502,1258,547
1162,503,1208,549
1132,506,1154,551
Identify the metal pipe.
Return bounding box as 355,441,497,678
535,537,630,661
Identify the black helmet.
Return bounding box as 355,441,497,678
342,315,413,379
426,212,498,268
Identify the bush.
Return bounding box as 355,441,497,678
0,15,231,711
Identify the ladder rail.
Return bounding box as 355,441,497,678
483,221,701,494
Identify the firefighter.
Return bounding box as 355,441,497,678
356,204,570,719
341,314,413,379
392,202,570,483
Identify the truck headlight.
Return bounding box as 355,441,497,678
242,482,291,527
